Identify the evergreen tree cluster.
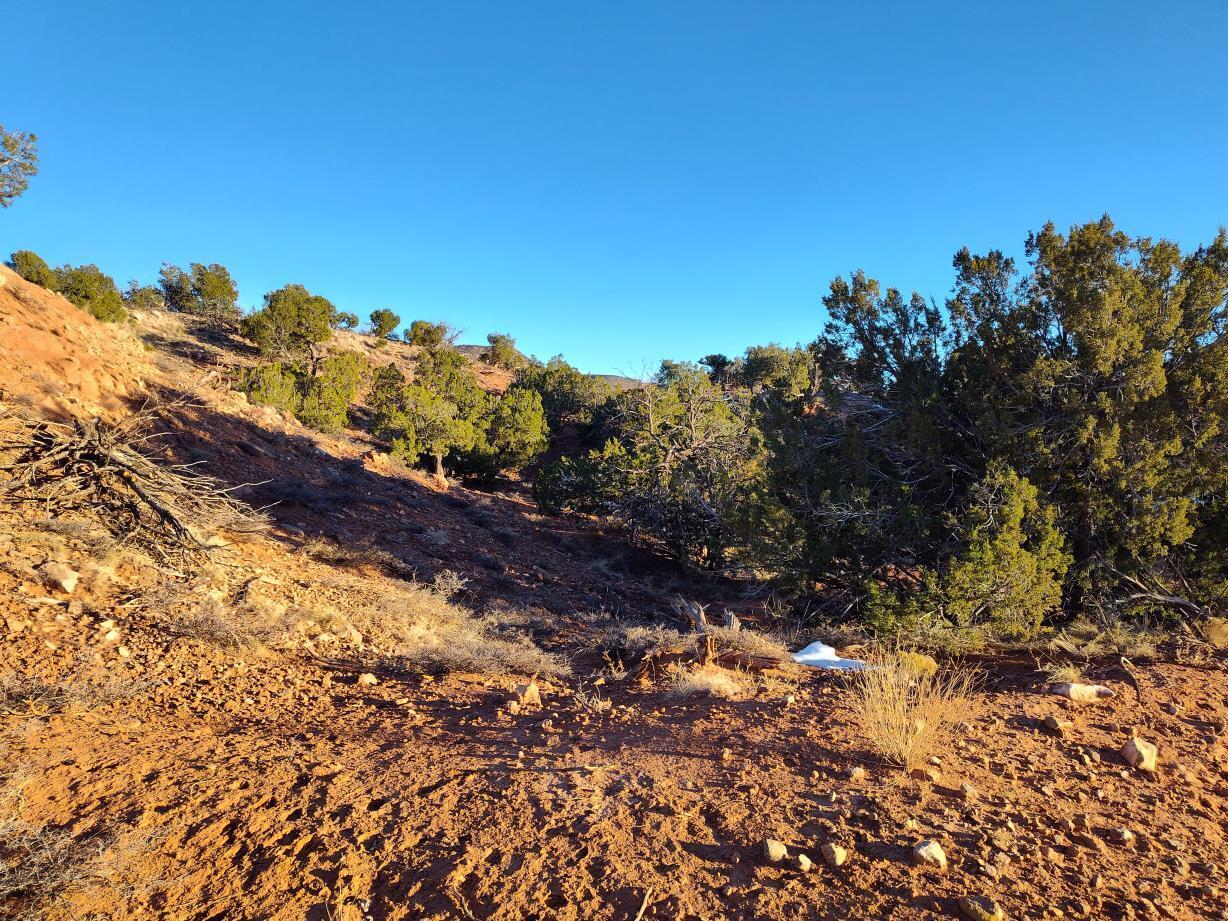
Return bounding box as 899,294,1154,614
538,218,1228,637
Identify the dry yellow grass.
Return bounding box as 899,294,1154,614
848,649,977,770
668,664,746,700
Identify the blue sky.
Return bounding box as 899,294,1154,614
5,1,1227,374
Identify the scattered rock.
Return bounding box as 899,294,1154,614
1044,714,1073,734
1050,683,1115,704
848,766,866,782
516,680,542,709
763,839,788,863
357,673,379,687
1121,736,1158,772
957,782,978,801
821,843,849,867
791,853,813,872
911,766,941,783
912,840,948,870
958,894,1005,921
1109,827,1136,847
38,562,79,594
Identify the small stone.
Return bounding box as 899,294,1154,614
506,700,521,715
912,839,948,870
720,747,732,762
848,766,866,782
517,680,542,709
38,562,79,594
1044,714,1073,734
958,894,1005,921
821,843,849,867
957,782,978,801
1121,737,1158,772
783,693,796,706
763,839,788,863
1109,827,1136,847
911,766,941,783
791,852,813,872
357,673,378,686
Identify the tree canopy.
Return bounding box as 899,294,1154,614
0,125,38,208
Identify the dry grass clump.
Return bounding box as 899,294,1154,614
1042,661,1084,684
300,537,416,579
0,667,149,717
669,664,747,700
1050,621,1159,660
1198,617,1228,650
165,597,283,649
848,649,978,770
324,573,570,678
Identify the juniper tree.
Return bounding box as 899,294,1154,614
0,126,38,208
7,250,58,290
241,284,336,370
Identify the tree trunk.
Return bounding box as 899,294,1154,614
432,452,446,481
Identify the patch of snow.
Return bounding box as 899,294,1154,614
792,641,866,670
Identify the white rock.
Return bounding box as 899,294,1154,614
39,562,79,594
357,672,379,687
763,839,788,863
912,839,948,870
1122,737,1158,772
821,843,849,867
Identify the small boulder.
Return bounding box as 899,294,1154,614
357,673,379,687
763,839,788,863
848,765,866,782
1108,827,1136,847
516,680,542,709
958,894,1004,921
1050,682,1115,705
1122,736,1158,772
912,840,948,870
1043,714,1073,734
791,853,813,872
39,562,79,595
821,843,849,867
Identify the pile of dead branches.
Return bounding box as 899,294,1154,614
0,404,265,555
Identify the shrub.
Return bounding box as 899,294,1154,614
122,280,165,311
54,264,126,322
239,363,300,414
7,250,58,290
849,649,977,769
295,351,367,432
467,387,549,475
158,262,239,320
369,308,400,340
240,284,336,362
484,332,524,369
405,320,457,348
240,351,367,432
513,356,614,429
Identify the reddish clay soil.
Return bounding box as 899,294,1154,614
2,266,1227,920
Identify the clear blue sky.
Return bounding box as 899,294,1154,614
5,1,1227,374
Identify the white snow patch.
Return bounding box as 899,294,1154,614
792,641,866,670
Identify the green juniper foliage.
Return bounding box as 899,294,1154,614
7,250,59,290
158,263,239,320
536,217,1228,638
240,351,367,433
241,284,337,368
369,308,400,341
0,125,38,208
54,264,127,322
